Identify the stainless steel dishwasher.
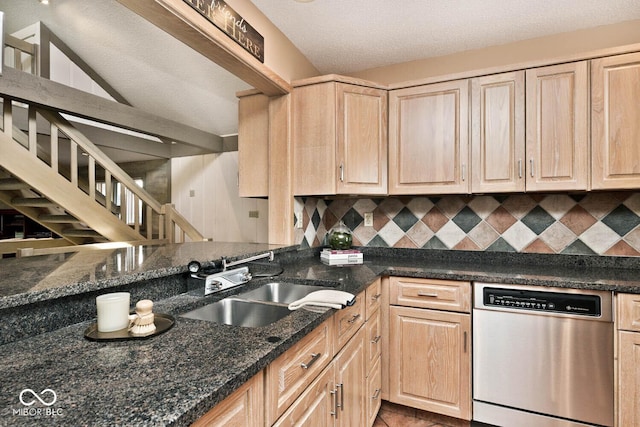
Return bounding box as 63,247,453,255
473,282,614,427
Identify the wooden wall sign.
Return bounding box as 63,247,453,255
183,0,264,63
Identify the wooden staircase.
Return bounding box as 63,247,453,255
0,30,207,254
0,98,205,248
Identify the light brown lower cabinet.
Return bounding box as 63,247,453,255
618,331,640,427
617,293,640,427
334,326,367,426
273,315,368,427
272,363,337,427
266,319,334,425
190,370,264,427
389,306,471,419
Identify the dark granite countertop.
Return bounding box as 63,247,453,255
2,243,640,426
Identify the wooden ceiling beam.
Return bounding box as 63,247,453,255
0,67,222,152
117,0,291,96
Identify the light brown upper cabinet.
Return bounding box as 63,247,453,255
525,62,589,191
237,92,269,198
592,52,640,189
471,71,526,193
292,81,388,196
389,79,470,194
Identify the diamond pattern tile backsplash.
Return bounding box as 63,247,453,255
294,193,640,256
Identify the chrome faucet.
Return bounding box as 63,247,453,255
187,251,274,296
203,266,252,296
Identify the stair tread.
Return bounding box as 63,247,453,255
0,178,30,190
11,197,57,206
61,228,102,237
39,214,81,223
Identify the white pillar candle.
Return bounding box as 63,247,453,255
96,292,131,332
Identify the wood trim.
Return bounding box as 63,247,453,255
387,42,640,90
268,94,294,245
293,74,388,90
117,0,290,96
0,238,73,257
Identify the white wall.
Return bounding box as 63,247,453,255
171,152,268,243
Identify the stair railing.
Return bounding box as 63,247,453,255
1,96,205,243
4,34,38,75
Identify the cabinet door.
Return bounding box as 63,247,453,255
336,83,388,195
366,356,382,427
389,306,471,420
272,363,337,427
191,371,263,427
366,308,382,369
389,80,470,194
238,93,269,197
525,62,589,191
618,331,640,427
471,71,525,193
592,52,640,189
293,82,337,196
335,326,366,427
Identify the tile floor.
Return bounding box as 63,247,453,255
374,402,496,427
374,402,474,427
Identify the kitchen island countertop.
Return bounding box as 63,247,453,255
2,243,640,426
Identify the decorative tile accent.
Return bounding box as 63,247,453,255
296,192,640,256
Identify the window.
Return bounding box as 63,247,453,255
96,179,144,225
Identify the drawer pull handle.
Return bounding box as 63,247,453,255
371,293,381,301
300,353,321,370
372,388,381,400
347,314,361,324
330,388,338,418
371,335,381,344
417,291,438,298
337,383,344,412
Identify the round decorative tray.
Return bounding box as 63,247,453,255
83,313,175,341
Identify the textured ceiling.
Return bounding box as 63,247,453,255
251,0,640,74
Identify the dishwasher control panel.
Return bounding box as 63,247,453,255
483,287,601,316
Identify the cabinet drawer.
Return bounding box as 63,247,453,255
390,277,471,313
365,278,382,321
272,363,336,427
191,370,263,427
618,293,640,332
266,318,334,425
334,292,365,351
366,308,382,368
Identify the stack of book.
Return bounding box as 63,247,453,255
320,248,363,266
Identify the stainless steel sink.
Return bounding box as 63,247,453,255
180,298,292,328
180,282,331,327
237,282,328,304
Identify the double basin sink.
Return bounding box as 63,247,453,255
181,282,330,327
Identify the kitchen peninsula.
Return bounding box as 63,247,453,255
2,241,640,426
